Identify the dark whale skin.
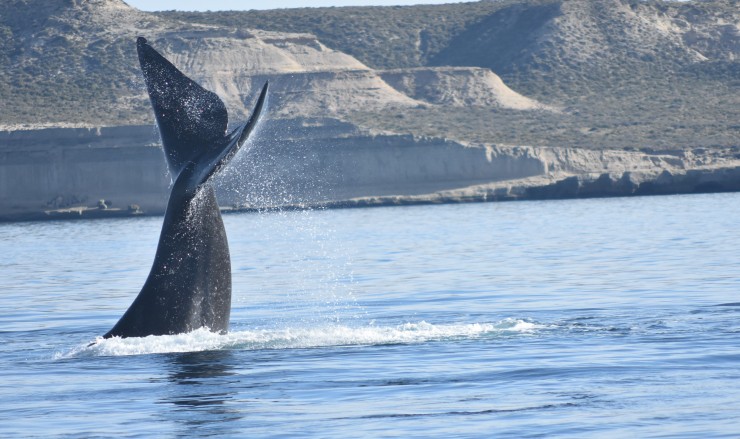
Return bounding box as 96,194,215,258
104,38,268,338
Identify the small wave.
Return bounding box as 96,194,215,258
354,401,580,420
57,318,542,358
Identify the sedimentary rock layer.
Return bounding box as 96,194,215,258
2,122,738,221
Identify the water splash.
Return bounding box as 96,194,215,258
214,114,335,211
56,319,542,358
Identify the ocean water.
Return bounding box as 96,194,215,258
1,193,739,437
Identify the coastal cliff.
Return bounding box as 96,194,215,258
0,0,737,220
3,120,739,221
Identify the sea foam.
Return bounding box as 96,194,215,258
57,318,542,358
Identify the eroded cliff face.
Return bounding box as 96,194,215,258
144,29,417,120
379,67,555,110
3,122,739,220
0,126,169,218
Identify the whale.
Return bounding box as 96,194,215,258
104,37,268,338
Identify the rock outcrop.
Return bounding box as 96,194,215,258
379,67,556,110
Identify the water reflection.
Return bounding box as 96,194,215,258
159,350,245,434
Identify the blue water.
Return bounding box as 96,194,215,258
1,193,739,437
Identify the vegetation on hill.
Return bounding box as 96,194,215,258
160,1,739,92
159,1,513,71
0,0,152,126
0,0,737,151
162,0,738,150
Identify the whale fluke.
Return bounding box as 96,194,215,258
103,37,268,339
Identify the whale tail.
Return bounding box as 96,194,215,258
103,38,267,339
136,36,268,192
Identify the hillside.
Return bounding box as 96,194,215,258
159,1,508,70
162,0,740,149
0,0,553,128
161,1,739,91
0,0,395,125
0,0,737,150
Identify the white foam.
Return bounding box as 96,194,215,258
57,318,542,358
